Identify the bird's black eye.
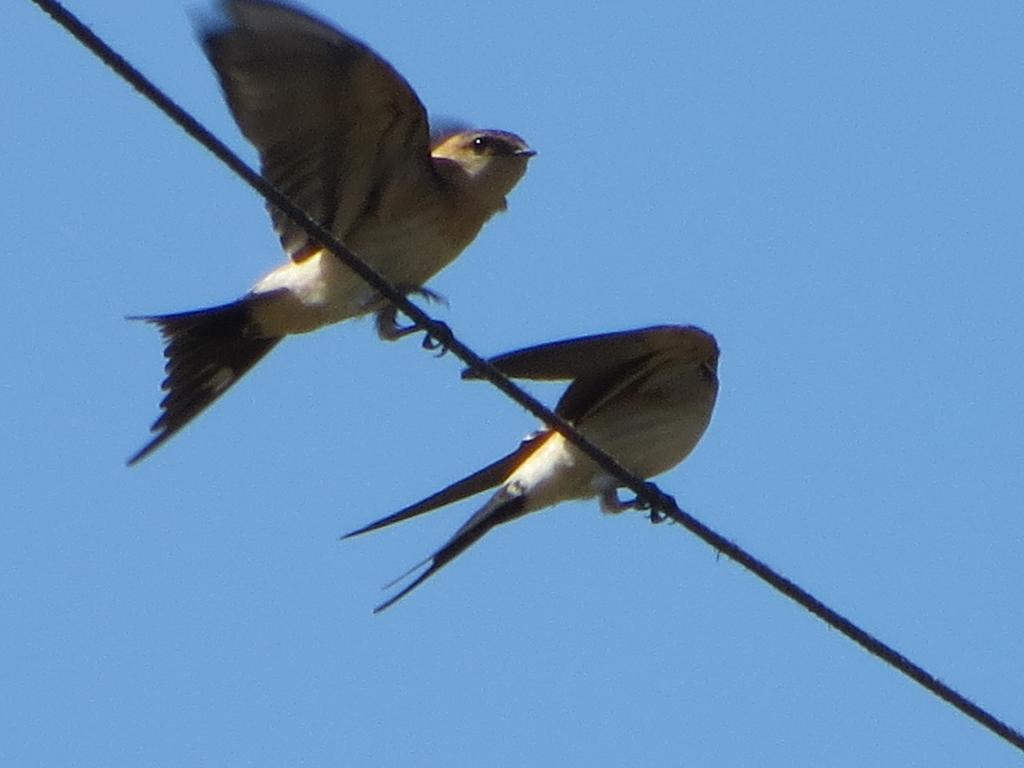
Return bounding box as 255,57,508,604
471,135,494,154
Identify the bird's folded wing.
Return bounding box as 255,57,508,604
462,325,700,382
201,0,433,259
551,356,662,423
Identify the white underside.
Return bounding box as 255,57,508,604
245,201,480,337
249,250,376,335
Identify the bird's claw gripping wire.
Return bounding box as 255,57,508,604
601,482,674,523
614,494,667,523
648,507,668,524
637,482,675,524
374,287,450,352
420,321,453,356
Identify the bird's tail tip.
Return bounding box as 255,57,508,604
128,297,281,465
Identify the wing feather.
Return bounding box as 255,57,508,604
201,0,435,258
462,325,711,383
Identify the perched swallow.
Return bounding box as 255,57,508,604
344,325,720,612
129,0,534,464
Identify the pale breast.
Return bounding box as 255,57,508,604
581,386,717,482
247,171,499,335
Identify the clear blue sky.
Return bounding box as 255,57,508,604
4,1,1024,765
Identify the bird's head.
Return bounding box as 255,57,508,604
431,129,535,209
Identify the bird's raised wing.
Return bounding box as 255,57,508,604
201,0,435,259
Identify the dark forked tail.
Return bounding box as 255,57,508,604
128,298,281,465
373,493,528,613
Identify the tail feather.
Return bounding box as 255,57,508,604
341,434,546,540
374,494,527,613
128,298,281,465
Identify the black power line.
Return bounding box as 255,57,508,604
27,0,1024,754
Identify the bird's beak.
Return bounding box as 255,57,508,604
515,148,538,158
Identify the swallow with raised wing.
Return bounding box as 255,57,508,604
344,325,720,612
129,0,535,464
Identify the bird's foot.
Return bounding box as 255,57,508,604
600,485,670,523
420,321,453,356
640,482,676,524
600,488,639,515
374,287,450,352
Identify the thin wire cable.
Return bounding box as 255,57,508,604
28,0,1024,753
